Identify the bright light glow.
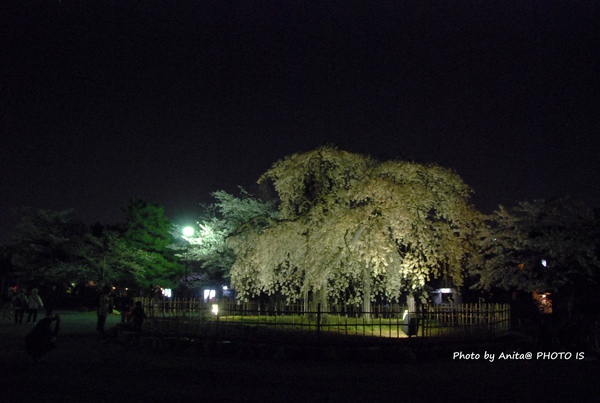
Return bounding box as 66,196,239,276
212,304,219,315
203,289,216,301
439,288,453,293
403,310,408,322
222,285,228,290
541,259,548,267
182,226,195,237
162,288,172,298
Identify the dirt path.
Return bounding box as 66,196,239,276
1,310,598,402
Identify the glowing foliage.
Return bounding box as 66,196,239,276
179,189,277,281
231,147,481,304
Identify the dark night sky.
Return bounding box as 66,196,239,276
1,1,599,241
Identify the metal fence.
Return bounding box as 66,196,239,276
419,303,511,338
134,298,510,340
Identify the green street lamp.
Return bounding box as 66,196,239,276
183,226,195,237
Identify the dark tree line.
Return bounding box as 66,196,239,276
1,200,180,300
468,197,600,320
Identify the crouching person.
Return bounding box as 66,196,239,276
25,314,60,363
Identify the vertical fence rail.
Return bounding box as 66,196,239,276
420,302,511,338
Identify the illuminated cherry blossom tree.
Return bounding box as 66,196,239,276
230,147,482,313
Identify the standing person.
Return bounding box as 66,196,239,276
26,288,44,324
97,286,111,333
44,285,59,317
131,301,147,336
25,314,60,363
12,289,28,324
118,294,133,323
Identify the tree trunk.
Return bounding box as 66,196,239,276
319,287,328,314
362,267,371,322
303,290,309,312
311,288,329,313
407,294,416,312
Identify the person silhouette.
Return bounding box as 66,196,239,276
26,288,44,324
25,314,60,363
131,301,147,335
12,289,28,324
97,286,112,333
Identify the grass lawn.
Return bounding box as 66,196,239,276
1,310,598,402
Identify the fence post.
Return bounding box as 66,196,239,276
315,303,323,353
316,303,322,339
